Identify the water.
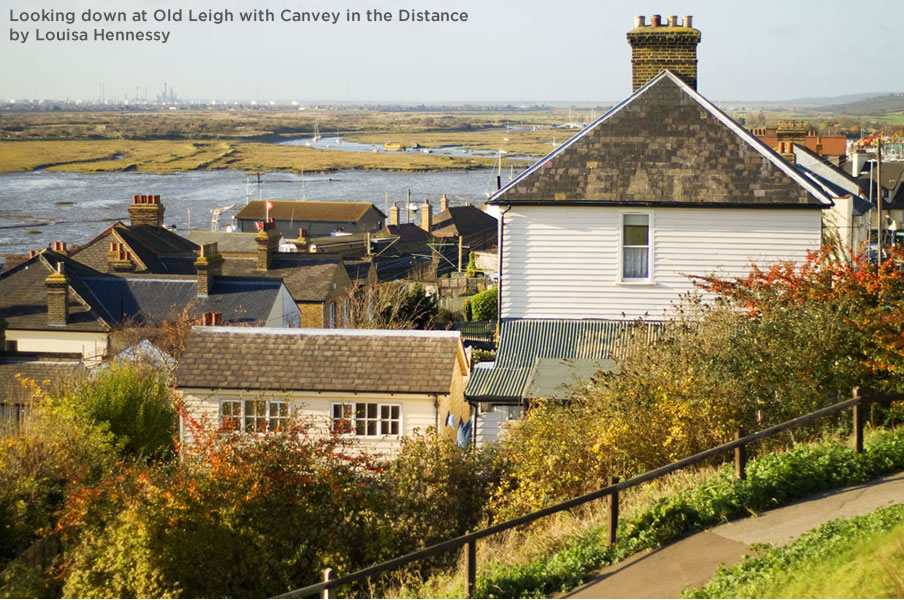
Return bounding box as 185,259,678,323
278,135,528,159
0,167,522,259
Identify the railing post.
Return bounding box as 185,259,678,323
853,388,864,454
734,430,747,480
321,567,332,600
466,539,476,598
608,476,620,546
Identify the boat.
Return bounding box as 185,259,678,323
312,123,321,143
384,142,406,152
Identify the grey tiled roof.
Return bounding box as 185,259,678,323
432,206,497,237
489,72,832,208
82,275,285,325
0,359,83,405
175,327,463,394
222,256,347,302
0,252,112,332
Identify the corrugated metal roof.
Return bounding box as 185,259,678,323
465,319,663,402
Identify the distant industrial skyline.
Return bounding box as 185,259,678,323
2,0,902,104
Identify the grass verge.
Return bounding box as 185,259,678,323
395,427,904,598
683,504,904,598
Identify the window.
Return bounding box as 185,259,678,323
622,213,650,280
329,302,337,328
343,298,351,326
219,399,290,433
331,402,401,437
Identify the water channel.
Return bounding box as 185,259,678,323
0,166,525,260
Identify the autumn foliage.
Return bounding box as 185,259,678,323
492,247,904,518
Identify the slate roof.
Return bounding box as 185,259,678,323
489,71,833,208
465,319,663,403
432,206,498,237
175,327,464,394
383,223,431,243
235,201,384,223
0,358,83,405
222,256,347,302
187,231,260,254
81,275,285,325
0,251,112,332
71,222,198,274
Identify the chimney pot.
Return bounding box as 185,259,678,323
650,14,661,26
668,15,678,26
634,15,645,27
683,15,693,28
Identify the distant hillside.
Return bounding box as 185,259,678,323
825,94,904,115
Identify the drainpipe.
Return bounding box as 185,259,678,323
497,204,512,335
433,394,439,433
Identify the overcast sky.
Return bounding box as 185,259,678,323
2,0,902,103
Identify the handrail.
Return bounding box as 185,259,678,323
274,391,904,599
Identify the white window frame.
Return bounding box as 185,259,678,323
617,211,655,284
330,401,401,437
219,398,290,433
329,302,337,328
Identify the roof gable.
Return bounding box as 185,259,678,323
490,71,832,208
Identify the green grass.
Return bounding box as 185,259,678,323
396,427,904,599
684,504,904,598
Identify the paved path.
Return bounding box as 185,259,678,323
561,470,904,599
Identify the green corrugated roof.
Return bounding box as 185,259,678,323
465,319,662,403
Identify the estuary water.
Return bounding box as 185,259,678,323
0,167,521,260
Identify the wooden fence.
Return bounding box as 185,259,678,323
274,390,904,599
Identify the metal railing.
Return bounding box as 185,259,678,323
275,390,904,599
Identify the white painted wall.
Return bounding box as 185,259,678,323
500,206,823,320
6,329,108,364
179,389,442,458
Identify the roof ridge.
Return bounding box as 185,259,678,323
192,326,462,339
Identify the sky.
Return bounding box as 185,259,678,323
1,0,902,104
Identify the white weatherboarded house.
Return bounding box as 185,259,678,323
175,327,471,456
494,71,832,322
466,70,833,413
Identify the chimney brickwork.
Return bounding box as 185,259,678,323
45,263,69,326
107,241,136,272
420,199,432,232
627,15,701,91
194,242,223,296
255,221,280,271
128,194,165,228
389,201,400,226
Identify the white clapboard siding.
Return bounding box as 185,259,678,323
501,206,822,320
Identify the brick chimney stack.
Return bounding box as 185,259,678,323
128,194,165,228
420,199,432,232
45,262,69,326
194,242,223,296
389,201,400,226
255,220,280,271
106,241,136,272
440,193,449,212
627,15,701,91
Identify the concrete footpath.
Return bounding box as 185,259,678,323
560,470,904,599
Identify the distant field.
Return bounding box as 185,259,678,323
0,139,497,174
0,109,581,173
1,104,901,175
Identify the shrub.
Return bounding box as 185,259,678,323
54,361,177,461
58,418,385,599
470,287,498,321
